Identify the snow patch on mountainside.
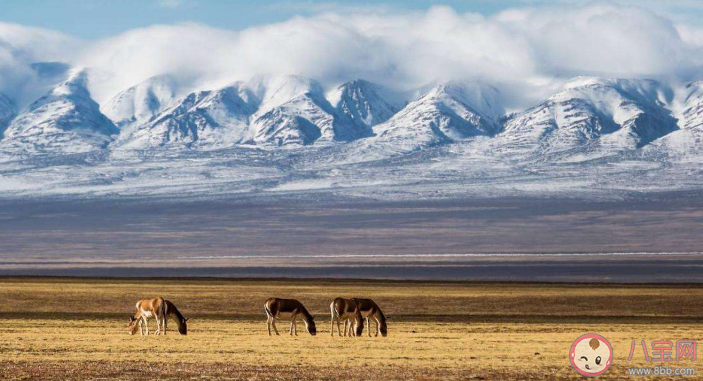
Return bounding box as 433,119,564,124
101,75,178,129
647,81,703,158
498,78,677,159
250,75,367,146
0,94,17,138
1,71,118,153
115,82,259,149
371,81,504,151
329,79,405,129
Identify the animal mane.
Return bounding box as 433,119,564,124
166,300,186,329
376,305,387,323
299,304,314,321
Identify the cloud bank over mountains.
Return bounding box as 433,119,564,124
1,4,703,111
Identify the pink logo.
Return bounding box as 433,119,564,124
570,334,613,377
628,339,696,362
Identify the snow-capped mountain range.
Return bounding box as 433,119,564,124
2,67,703,200
0,70,691,153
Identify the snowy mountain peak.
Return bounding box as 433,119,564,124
501,78,677,155
371,81,505,150
1,70,118,153
250,75,323,115
115,82,259,149
331,79,404,128
51,70,90,97
102,75,178,128
251,76,368,147
426,81,505,124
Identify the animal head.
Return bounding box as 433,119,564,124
126,314,139,335
379,319,388,337
354,317,364,336
179,317,189,335
572,337,612,375
306,316,317,336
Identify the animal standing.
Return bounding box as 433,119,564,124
127,297,189,335
264,298,317,336
330,297,363,337
354,298,388,337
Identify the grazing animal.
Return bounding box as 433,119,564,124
354,298,388,337
164,299,189,335
330,297,363,337
127,298,189,336
264,298,316,336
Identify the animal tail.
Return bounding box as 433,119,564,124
264,300,272,317
330,301,338,320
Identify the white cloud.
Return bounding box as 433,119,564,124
2,4,703,110
0,23,80,107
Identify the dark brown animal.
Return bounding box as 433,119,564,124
264,298,316,336
330,297,363,337
164,299,189,335
354,298,387,337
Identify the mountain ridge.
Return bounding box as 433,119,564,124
0,73,698,157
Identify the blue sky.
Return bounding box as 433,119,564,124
3,0,703,110
0,0,501,38
2,0,703,39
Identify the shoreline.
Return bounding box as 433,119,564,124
2,253,702,282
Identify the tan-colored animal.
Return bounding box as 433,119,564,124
127,297,189,336
264,298,317,336
330,297,363,337
354,298,388,337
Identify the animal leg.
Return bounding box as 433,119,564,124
272,318,280,335
374,317,381,337
162,315,167,335
267,316,272,336
143,316,150,336
138,318,144,336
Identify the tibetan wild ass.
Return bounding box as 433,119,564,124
127,297,189,335
354,298,388,337
264,298,317,336
330,297,363,337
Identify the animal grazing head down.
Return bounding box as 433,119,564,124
127,315,139,335
306,316,317,336
179,317,190,335
354,317,364,337
379,319,388,337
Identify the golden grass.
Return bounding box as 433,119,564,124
0,278,701,380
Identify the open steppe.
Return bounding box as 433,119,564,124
0,278,701,380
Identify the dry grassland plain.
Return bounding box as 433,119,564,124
0,278,701,380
